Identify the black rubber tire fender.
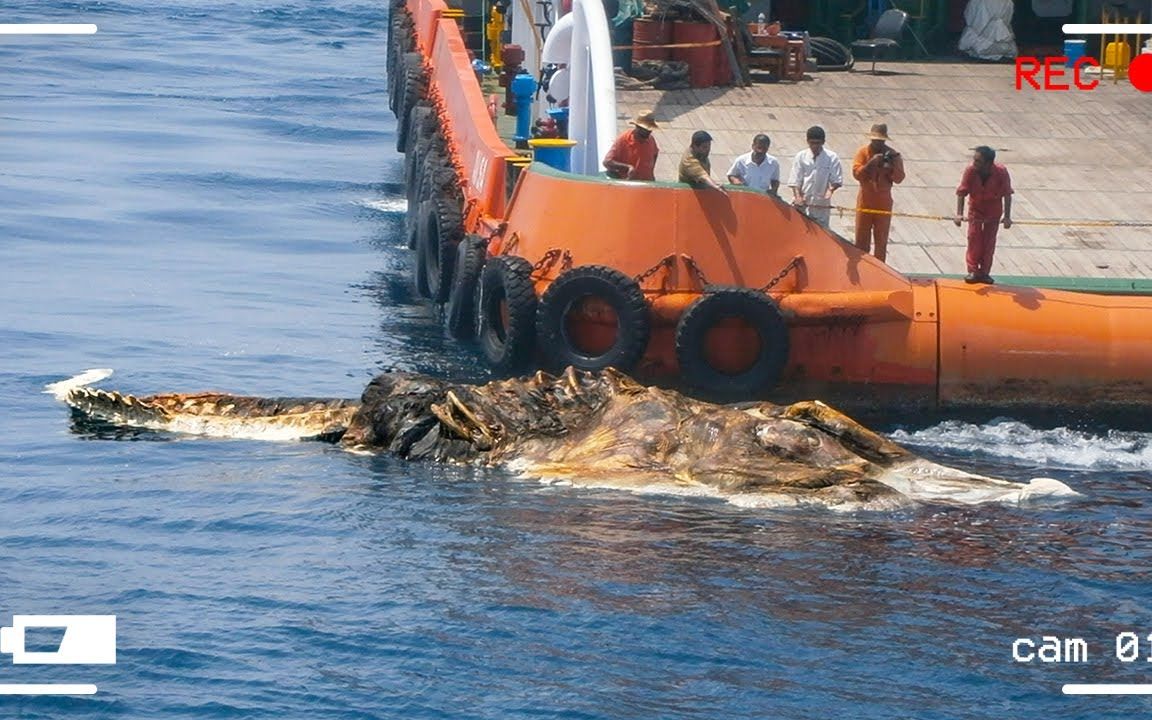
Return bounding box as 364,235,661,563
405,134,441,217
403,104,433,223
420,194,464,303
387,13,413,113
403,103,432,158
391,38,415,115
411,201,431,298
405,136,425,248
417,147,460,205
395,52,427,151
477,255,538,373
674,286,789,397
404,106,438,175
386,15,398,111
446,235,488,339
536,265,651,372
408,147,449,241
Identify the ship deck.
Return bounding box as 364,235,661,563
579,61,1152,286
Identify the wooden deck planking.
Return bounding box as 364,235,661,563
614,61,1152,279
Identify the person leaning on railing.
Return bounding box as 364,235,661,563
678,130,727,195
603,110,660,181
727,133,781,196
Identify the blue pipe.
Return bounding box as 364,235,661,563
511,72,537,144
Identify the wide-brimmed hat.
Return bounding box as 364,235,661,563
868,123,891,141
630,110,659,132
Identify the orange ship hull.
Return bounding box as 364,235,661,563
388,0,1152,413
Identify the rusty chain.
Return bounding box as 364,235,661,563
681,254,710,288
532,248,572,275
759,256,803,293
486,222,507,244
501,232,520,255
532,248,561,271
520,251,801,293
633,254,676,286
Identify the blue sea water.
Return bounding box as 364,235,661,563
3,2,1152,718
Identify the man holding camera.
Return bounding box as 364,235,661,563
852,123,905,262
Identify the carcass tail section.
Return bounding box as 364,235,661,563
44,368,115,400
64,386,172,430
64,386,360,442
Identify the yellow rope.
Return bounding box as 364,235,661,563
832,205,1152,229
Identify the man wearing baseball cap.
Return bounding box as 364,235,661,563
603,110,660,181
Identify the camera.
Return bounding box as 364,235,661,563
882,150,894,162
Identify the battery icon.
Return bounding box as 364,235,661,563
0,615,116,665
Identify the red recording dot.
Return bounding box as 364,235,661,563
1130,54,1152,92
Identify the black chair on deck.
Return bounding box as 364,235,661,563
850,9,908,74
742,24,786,80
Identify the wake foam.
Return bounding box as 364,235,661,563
891,419,1152,472
355,197,408,214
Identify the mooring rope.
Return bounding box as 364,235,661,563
829,204,1152,228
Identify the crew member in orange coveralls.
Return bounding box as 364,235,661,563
603,110,659,181
955,145,1013,284
852,123,905,262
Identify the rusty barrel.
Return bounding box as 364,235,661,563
671,21,719,88
632,16,672,61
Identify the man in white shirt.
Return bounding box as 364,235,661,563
726,133,780,195
787,125,843,227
